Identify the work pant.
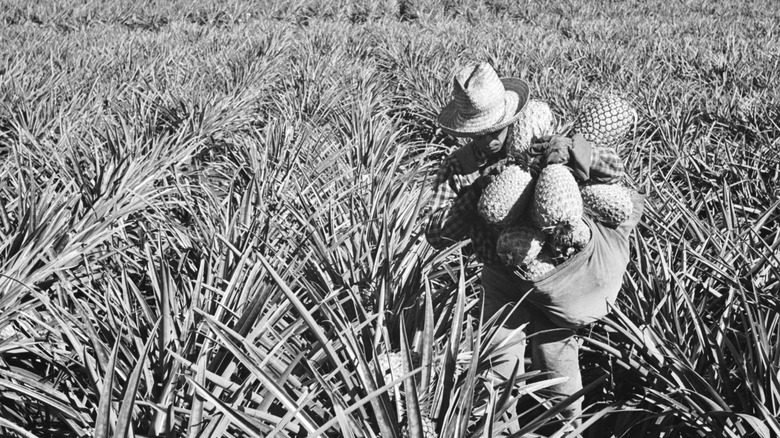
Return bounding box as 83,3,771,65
481,264,583,427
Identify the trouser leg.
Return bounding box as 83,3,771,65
481,265,584,430
531,315,583,427
480,265,532,435
481,265,532,384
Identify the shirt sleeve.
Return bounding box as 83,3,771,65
424,154,480,250
589,145,625,183
569,133,625,184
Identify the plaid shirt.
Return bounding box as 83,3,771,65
424,133,624,264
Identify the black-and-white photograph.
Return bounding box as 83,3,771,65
0,1,777,437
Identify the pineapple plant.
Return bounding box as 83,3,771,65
530,164,583,232
478,165,535,225
496,224,546,267
580,183,635,227
573,94,637,149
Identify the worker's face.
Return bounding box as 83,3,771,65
472,127,509,155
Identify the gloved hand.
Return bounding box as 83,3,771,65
543,136,573,165
454,173,495,222
526,134,595,181
474,157,508,190
473,173,496,197
526,135,574,176
527,138,549,177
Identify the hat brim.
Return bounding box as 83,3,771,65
438,78,530,137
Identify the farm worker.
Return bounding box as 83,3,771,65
424,62,642,433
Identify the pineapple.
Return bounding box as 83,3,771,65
402,416,438,438
496,224,546,267
522,250,556,281
374,350,420,382
374,350,422,421
0,324,15,340
530,164,583,232
548,218,591,260
478,165,534,225
551,218,591,251
507,99,555,164
580,183,635,227
574,94,637,149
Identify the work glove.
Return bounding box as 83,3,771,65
452,173,495,223
473,173,496,197
527,138,551,177
530,135,572,165
527,135,593,181
542,135,573,165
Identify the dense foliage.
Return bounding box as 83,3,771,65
0,0,778,437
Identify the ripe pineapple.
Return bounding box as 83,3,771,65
478,165,534,225
507,99,555,164
522,250,556,281
496,224,546,267
374,350,422,421
551,218,591,251
574,94,637,149
402,416,437,438
375,350,420,382
0,324,15,340
531,164,583,232
580,183,635,227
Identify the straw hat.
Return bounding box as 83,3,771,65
437,63,530,137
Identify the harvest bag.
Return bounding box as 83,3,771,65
522,193,645,329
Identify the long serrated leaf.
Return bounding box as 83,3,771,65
94,337,121,438
304,360,357,438
0,370,81,419
457,315,480,436
334,403,357,438
266,383,319,437
450,258,467,361
433,255,467,421
420,278,434,391
481,385,496,438
114,320,159,438
0,418,40,438
401,317,423,438
510,374,609,437
550,407,628,438
257,253,400,435
746,388,780,437
471,360,519,438
198,310,320,435
308,368,422,437
187,378,267,438
186,342,208,438
698,411,772,438
256,254,354,390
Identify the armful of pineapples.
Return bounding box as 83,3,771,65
480,93,641,282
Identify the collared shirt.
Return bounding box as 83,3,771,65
424,130,625,264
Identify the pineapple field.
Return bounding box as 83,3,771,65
0,0,779,437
